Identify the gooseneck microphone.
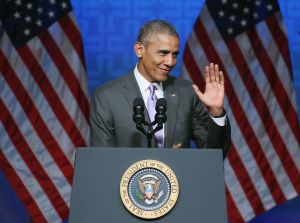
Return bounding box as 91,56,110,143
154,98,167,125
133,98,147,134
133,98,145,124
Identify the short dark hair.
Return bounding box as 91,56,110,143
137,20,179,46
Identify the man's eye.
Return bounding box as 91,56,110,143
159,51,168,55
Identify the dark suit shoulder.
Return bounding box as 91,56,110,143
93,74,129,95
167,75,193,86
164,76,195,96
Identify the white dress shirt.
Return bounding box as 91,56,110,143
134,66,165,145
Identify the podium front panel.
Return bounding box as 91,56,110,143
69,148,227,223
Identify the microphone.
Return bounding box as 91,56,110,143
133,97,145,125
132,97,166,148
155,98,167,124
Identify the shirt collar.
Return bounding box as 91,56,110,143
134,65,163,95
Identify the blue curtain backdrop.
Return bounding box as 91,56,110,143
71,0,300,113
1,0,300,222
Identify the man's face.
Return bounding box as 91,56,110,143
135,33,179,83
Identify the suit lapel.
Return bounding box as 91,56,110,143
123,72,151,125
163,78,178,148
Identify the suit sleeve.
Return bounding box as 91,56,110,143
191,91,231,157
90,89,117,147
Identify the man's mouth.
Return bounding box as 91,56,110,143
159,67,171,73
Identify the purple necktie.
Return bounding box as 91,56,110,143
147,85,164,148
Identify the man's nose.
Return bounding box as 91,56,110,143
164,54,176,67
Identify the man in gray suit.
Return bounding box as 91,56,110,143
90,20,230,155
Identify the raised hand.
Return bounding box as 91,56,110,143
192,63,225,116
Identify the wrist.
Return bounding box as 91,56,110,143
210,108,226,118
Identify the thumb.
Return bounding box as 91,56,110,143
172,143,182,149
192,84,204,101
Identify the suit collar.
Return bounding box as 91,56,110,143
134,66,163,97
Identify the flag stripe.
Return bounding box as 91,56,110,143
0,150,48,222
201,2,299,211
182,2,300,222
47,15,89,99
226,38,300,192
225,186,244,223
225,101,279,210
256,18,297,111
26,35,89,145
182,43,205,90
246,29,300,145
0,2,90,221
58,14,86,70
0,68,73,205
194,5,296,200
199,5,298,199
1,33,77,163
248,27,300,146
0,99,68,220
0,124,62,222
0,49,74,184
38,30,89,122
227,144,265,215
225,160,255,221
184,29,284,209
234,30,300,174
184,34,295,201
193,16,286,203
17,44,87,149
265,14,293,75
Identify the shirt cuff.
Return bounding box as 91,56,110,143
210,114,226,126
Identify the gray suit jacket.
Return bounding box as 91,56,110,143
90,71,231,155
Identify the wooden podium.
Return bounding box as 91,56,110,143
69,148,227,223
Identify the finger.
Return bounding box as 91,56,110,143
205,65,210,83
210,63,216,82
172,143,182,149
219,71,224,84
215,64,220,83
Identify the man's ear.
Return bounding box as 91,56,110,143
134,42,144,59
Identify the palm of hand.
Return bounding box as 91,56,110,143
193,63,225,116
201,81,224,109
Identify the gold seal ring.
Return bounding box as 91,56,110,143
120,159,179,219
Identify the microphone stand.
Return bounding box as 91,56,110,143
145,121,163,148
133,114,165,148
146,126,152,148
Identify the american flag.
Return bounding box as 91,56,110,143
0,0,89,222
182,0,300,222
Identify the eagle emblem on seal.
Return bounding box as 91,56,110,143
136,174,164,205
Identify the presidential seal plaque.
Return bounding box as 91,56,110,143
120,159,179,219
